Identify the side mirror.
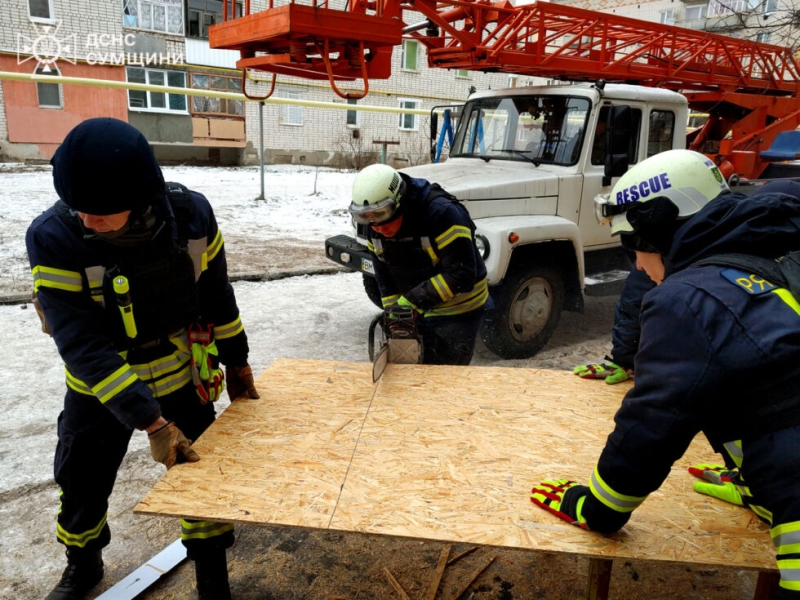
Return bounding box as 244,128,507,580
603,105,631,186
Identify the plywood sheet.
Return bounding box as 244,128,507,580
136,359,375,529
136,359,773,571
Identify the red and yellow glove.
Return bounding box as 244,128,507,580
530,479,590,529
688,464,744,506
573,360,631,385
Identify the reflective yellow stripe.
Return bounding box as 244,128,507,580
430,274,454,302
751,503,773,525
724,441,743,468
420,237,439,265
57,513,107,548
773,522,800,554
426,278,489,317
32,265,83,293
65,367,94,395
774,288,800,316
778,558,800,590
180,519,234,541
91,365,138,404
207,229,223,262
589,466,647,513
435,225,472,250
215,316,244,340
381,294,400,308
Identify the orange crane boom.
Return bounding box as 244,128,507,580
211,0,800,178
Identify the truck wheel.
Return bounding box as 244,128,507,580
362,274,383,309
481,265,564,359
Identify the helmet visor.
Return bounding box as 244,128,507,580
348,198,398,225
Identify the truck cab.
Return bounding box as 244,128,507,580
325,82,689,359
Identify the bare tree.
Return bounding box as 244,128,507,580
334,127,379,170
691,0,800,53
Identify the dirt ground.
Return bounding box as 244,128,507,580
5,245,766,600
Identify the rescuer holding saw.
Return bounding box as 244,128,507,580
349,164,490,368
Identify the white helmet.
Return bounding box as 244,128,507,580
594,149,729,252
349,164,406,225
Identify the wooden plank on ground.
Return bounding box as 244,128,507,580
135,359,774,573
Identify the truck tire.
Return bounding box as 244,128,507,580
481,265,564,359
362,274,383,308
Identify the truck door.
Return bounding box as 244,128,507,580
579,104,643,248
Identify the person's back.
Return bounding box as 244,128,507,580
531,151,800,599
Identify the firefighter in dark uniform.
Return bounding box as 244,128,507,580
27,118,260,600
349,164,489,365
529,149,800,598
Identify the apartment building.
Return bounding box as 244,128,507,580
0,0,528,167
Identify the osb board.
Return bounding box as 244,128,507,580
136,359,375,529
136,359,773,571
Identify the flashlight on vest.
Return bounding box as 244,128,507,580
113,275,138,339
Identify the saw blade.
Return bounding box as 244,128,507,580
372,343,389,383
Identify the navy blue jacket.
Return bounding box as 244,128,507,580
27,190,248,431
581,191,800,532
367,175,488,317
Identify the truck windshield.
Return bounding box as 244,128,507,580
451,95,591,166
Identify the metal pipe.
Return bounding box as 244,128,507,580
0,71,431,115
258,101,265,200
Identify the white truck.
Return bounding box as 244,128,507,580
325,82,688,359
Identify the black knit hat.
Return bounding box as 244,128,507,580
52,118,165,215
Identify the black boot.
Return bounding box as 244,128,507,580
194,547,231,600
46,548,104,600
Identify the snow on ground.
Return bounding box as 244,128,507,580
0,164,354,293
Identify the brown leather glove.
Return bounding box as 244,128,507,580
225,364,260,400
148,422,200,469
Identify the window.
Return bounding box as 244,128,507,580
647,110,675,158
346,98,360,126
123,0,184,35
456,70,470,79
188,2,242,39
35,64,61,108
684,4,707,20
126,67,187,112
191,74,243,116
590,106,642,166
398,98,420,131
280,89,303,125
402,40,419,71
761,0,778,13
707,0,758,16
658,10,675,24
755,31,771,43
28,0,53,21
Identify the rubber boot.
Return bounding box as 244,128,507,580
194,547,231,600
45,548,104,600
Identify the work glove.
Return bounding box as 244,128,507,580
530,479,590,529
226,364,260,401
148,422,199,470
688,463,744,506
573,359,631,384
190,339,225,404
396,295,417,310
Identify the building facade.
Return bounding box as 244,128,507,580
0,0,528,167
